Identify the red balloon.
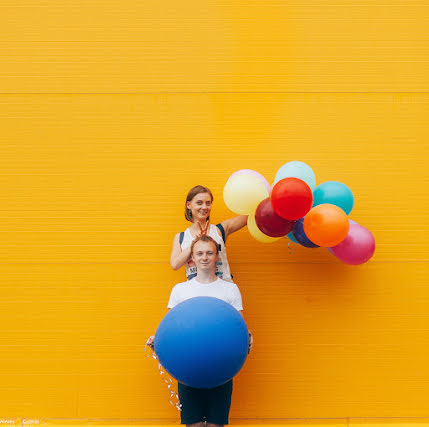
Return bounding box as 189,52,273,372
255,198,295,237
271,178,313,220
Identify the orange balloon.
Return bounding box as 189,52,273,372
303,204,349,247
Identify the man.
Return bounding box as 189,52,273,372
148,234,253,427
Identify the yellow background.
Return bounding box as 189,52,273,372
0,0,428,421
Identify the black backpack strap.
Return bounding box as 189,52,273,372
216,223,226,243
179,231,184,245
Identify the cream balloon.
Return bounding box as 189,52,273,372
223,174,269,215
247,211,280,243
228,169,271,194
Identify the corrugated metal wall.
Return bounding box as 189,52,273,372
0,0,428,419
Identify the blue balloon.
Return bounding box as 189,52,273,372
313,181,354,215
154,297,249,389
274,161,316,190
292,218,319,248
287,232,298,243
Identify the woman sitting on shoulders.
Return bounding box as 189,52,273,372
170,185,247,282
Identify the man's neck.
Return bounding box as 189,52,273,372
195,271,217,284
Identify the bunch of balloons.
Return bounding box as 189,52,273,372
223,162,375,265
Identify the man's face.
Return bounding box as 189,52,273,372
192,240,218,273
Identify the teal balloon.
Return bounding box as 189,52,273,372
274,161,316,190
287,232,298,243
313,181,354,215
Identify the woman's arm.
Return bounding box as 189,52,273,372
170,233,192,270
220,215,248,241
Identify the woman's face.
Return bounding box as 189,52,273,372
187,192,212,222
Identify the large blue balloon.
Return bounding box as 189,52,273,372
154,297,249,389
313,181,354,215
292,218,319,248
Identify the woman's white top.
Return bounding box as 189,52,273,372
180,224,232,282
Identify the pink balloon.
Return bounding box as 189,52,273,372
228,169,271,194
329,223,375,265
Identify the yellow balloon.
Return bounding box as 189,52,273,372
223,174,269,215
247,211,280,243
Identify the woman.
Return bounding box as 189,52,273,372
170,185,247,281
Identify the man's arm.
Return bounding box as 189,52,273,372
146,335,155,349
146,308,171,350
239,311,253,354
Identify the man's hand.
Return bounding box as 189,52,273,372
248,332,254,354
146,335,155,350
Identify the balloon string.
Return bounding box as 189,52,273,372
287,240,294,254
143,343,182,411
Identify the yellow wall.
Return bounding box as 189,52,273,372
0,0,428,420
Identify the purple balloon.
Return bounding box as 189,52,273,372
329,223,375,265
292,218,319,248
228,169,271,194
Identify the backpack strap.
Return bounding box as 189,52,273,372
179,231,185,245
216,223,226,243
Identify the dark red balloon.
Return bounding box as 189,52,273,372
271,177,313,220
255,198,295,237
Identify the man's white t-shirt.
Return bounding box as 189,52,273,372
167,277,243,311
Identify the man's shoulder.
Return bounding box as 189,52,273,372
173,280,189,287
217,278,240,290
172,279,193,290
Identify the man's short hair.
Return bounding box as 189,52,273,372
190,235,219,255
